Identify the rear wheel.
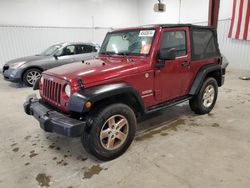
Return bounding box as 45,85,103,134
81,103,136,161
189,77,218,114
23,68,42,87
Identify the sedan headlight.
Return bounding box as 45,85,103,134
9,61,26,69
65,84,71,97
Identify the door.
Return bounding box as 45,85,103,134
154,27,193,102
40,45,77,70
56,45,77,65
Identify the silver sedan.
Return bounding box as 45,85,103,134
2,42,99,86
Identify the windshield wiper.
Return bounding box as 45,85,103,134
101,51,115,56
116,52,130,56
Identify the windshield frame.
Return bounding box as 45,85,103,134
100,28,156,57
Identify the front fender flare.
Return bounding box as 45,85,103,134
68,83,145,114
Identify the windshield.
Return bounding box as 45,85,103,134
100,29,155,56
39,45,62,56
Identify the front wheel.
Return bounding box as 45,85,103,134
189,77,218,114
23,68,42,87
81,103,136,161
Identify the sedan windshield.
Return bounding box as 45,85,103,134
100,29,155,56
39,45,62,56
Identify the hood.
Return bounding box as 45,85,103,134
6,55,51,65
44,57,138,86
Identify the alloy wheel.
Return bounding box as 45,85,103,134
202,84,215,108
26,70,41,85
100,115,129,150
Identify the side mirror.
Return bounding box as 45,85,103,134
53,54,58,60
159,48,176,60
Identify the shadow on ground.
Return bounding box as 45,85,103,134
36,103,194,163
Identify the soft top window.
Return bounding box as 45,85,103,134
191,29,220,60
161,30,186,57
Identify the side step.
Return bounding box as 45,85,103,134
146,95,192,113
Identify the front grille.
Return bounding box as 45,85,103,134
42,78,62,106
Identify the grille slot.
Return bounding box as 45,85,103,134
42,78,62,106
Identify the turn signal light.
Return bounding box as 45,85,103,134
85,101,92,108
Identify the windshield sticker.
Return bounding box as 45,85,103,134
139,30,155,37
140,44,151,54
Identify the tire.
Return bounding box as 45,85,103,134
23,68,42,87
81,103,136,161
189,77,218,114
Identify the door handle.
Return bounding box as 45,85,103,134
182,61,190,67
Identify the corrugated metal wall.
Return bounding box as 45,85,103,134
217,19,250,70
0,19,250,69
194,19,250,70
0,25,111,67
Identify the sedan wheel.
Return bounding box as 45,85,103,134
23,68,42,87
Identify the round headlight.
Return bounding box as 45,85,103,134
65,84,71,97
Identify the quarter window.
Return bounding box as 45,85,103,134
161,30,186,57
191,29,219,60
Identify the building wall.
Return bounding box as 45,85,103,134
0,0,138,28
137,0,181,25
217,19,250,70
138,0,233,25
0,0,138,66
0,0,249,70
0,26,110,67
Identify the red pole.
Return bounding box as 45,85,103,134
208,0,220,28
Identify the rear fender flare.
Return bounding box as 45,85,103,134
189,64,223,95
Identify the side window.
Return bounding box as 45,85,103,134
61,45,76,56
92,46,98,52
75,45,85,54
84,45,95,53
161,30,186,57
75,45,96,54
191,29,219,60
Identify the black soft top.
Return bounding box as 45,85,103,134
143,24,220,60
143,24,216,30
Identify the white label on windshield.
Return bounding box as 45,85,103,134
139,30,155,37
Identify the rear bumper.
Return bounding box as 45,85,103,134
221,62,228,86
23,95,85,137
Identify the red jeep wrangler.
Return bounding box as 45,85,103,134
24,24,227,160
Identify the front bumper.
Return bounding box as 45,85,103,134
3,68,22,83
23,95,86,137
